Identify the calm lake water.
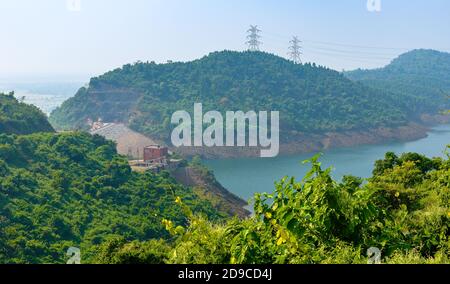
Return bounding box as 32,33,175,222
204,124,450,202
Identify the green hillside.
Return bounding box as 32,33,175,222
0,92,54,135
94,151,450,264
50,51,409,142
0,132,223,263
346,49,450,115
2,132,448,263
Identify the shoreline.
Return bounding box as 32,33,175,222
173,122,434,159
202,122,450,208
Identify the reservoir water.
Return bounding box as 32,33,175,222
3,82,449,204
204,124,450,202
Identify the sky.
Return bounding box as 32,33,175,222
2,0,450,81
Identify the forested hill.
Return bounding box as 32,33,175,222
94,151,450,264
0,92,54,135
50,51,410,143
345,49,450,115
0,132,224,263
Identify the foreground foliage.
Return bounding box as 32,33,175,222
0,132,223,263
95,151,450,264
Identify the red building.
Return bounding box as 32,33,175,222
143,145,168,162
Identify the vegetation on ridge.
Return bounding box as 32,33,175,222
50,51,412,143
346,49,450,116
0,132,224,264
0,92,54,135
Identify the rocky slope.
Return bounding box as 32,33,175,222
171,166,250,218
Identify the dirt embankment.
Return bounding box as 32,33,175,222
171,166,250,218
91,114,449,160
90,123,250,218
173,122,430,159
90,123,157,158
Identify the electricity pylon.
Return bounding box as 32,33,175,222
288,36,302,64
246,25,262,51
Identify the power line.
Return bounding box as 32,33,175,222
265,33,400,56
264,33,401,64
264,31,410,51
246,25,262,51
302,39,410,51
303,48,392,60
303,47,395,60
306,44,402,57
266,39,396,61
265,31,450,53
248,29,450,68
308,56,390,68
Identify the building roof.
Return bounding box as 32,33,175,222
144,145,167,149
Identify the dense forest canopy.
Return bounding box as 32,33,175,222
94,151,450,264
1,132,448,263
0,132,224,263
3,50,450,264
346,49,450,115
0,92,54,135
50,51,414,142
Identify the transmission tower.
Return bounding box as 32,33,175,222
288,36,302,64
246,25,262,51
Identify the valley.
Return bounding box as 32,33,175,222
2,48,449,264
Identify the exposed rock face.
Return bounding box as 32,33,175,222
171,166,251,218
49,86,142,131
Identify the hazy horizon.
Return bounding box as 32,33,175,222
2,0,450,81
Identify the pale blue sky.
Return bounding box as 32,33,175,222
2,0,450,80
